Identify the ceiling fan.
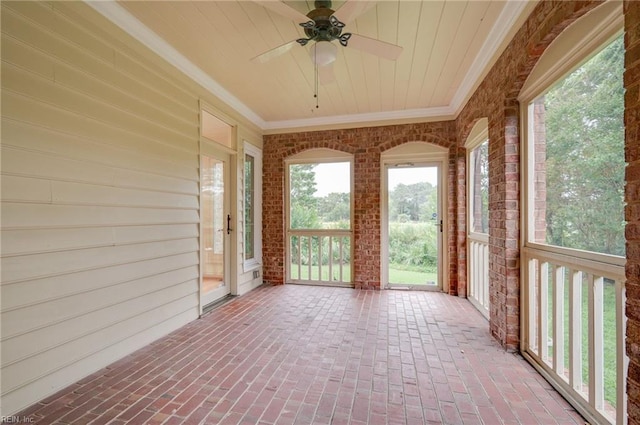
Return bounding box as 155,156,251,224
251,0,403,82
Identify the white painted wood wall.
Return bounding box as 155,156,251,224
0,1,262,415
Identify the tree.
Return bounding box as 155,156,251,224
289,164,319,229
543,35,625,256
318,192,350,225
389,182,434,222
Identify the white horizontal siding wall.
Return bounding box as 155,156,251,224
0,1,229,415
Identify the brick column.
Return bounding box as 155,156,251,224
352,147,381,289
488,105,521,350
455,148,466,297
262,146,285,285
624,2,640,423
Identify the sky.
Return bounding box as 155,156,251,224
312,162,438,196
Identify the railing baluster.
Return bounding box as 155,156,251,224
297,236,302,280
569,269,583,393
616,278,628,425
553,265,565,376
339,237,344,282
539,261,549,363
329,236,333,282
481,243,486,307
318,236,322,281
483,243,489,310
307,236,312,281
469,242,473,296
471,242,476,299
588,275,604,411
528,257,538,353
473,242,485,305
476,242,480,296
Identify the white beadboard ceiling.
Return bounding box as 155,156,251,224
90,1,537,132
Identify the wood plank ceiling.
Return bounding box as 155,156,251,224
116,1,536,130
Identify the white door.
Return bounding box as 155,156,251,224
384,163,442,291
200,152,231,308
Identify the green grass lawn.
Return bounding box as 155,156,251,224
388,266,437,285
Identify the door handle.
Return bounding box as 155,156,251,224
440,220,443,233
227,214,232,235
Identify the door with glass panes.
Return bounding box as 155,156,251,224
200,152,231,307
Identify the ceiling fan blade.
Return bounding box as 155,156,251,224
251,40,298,63
251,0,310,23
346,33,402,61
332,0,377,24
318,64,335,84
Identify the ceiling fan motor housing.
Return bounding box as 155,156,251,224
304,6,340,42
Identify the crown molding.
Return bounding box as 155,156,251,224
262,105,456,133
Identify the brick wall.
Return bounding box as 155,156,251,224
625,2,640,424
263,123,456,290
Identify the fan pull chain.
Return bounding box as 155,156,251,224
315,65,319,109
313,46,319,110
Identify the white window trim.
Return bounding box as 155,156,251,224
243,141,262,272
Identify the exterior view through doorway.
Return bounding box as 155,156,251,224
200,152,231,309
383,163,442,291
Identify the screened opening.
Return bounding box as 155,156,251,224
287,159,352,285
469,139,489,234
529,35,625,257
386,165,440,288
289,162,351,230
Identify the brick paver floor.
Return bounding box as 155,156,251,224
16,284,586,424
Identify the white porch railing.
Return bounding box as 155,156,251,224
522,245,627,425
468,232,489,318
287,230,352,285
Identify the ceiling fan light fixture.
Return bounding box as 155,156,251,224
310,41,337,66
